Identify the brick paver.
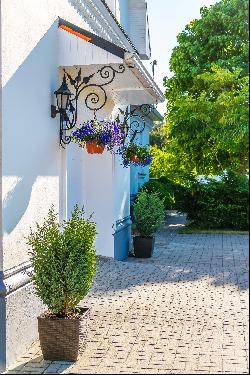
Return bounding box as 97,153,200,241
5,213,249,374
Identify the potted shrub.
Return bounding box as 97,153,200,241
133,191,165,258
72,119,124,154
122,143,153,167
27,205,97,361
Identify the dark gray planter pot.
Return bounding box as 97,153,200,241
133,236,155,258
38,307,89,361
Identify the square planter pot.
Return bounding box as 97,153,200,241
133,236,155,258
38,307,89,361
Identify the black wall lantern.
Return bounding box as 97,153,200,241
51,75,73,117
51,65,126,147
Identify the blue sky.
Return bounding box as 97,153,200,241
144,0,219,115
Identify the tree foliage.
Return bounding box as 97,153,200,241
164,0,249,175
150,144,197,184
174,171,249,230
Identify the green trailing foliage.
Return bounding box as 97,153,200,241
27,205,97,317
133,191,165,237
175,171,249,230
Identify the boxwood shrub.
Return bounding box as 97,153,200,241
133,191,165,237
140,177,175,209
27,205,97,317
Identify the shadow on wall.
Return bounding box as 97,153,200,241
3,20,62,234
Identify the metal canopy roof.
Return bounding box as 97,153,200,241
58,19,165,106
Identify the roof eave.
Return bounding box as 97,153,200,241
125,53,165,104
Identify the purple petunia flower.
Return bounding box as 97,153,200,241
72,120,125,153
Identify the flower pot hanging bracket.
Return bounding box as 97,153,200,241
116,104,152,144
51,64,126,147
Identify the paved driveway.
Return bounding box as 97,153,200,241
6,213,249,374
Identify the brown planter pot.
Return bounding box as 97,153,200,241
133,236,155,258
130,155,141,163
38,307,89,361
86,141,105,154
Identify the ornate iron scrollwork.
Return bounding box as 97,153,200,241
53,64,125,147
117,104,152,144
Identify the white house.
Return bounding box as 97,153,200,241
130,105,164,204
0,0,164,371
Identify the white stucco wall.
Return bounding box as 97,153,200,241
67,143,115,258
67,141,130,259
1,0,130,271
66,104,131,259
1,0,151,272
2,0,92,89
0,0,142,369
0,0,3,272
2,20,63,270
113,152,130,221
1,0,99,272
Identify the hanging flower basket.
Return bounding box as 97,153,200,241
130,155,141,163
85,141,105,154
122,143,153,167
72,119,124,155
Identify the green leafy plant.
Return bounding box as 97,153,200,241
175,171,249,230
122,143,153,167
140,179,175,209
133,191,165,237
27,205,97,317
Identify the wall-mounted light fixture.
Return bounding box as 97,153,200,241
51,75,73,118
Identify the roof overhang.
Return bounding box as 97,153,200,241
58,19,165,106
149,107,164,122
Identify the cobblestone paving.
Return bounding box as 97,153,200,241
6,213,249,374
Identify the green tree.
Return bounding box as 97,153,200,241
164,0,249,175
150,144,197,184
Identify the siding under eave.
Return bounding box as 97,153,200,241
127,0,151,60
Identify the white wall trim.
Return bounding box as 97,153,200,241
0,262,32,297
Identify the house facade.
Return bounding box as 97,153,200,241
0,0,164,371
130,105,163,204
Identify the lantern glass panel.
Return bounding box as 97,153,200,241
61,93,70,111
56,93,62,111
56,93,70,111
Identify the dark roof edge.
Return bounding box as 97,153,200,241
99,0,140,56
59,18,127,59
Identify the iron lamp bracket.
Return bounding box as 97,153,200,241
52,64,126,147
